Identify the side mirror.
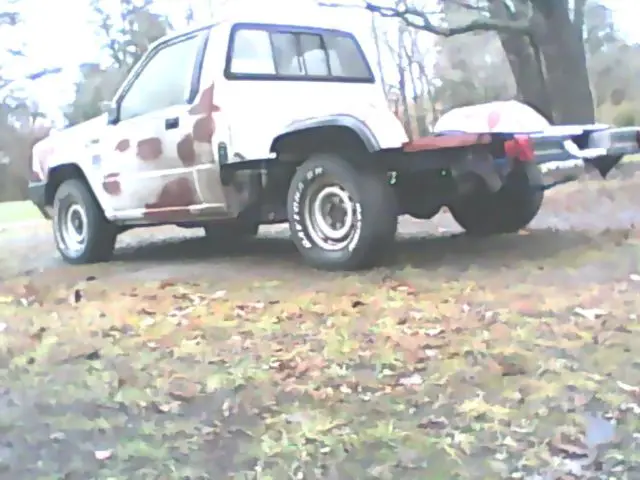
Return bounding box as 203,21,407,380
100,101,118,124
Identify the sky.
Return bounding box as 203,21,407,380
3,0,638,125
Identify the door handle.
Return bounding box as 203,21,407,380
165,117,179,130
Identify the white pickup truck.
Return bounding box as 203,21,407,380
27,9,640,271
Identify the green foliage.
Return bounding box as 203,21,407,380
597,101,640,127
0,201,41,223
612,109,637,127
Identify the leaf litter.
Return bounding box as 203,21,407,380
1,234,640,478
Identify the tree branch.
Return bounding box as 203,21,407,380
447,0,490,12
364,1,532,36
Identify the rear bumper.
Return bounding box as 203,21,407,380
28,181,51,219
517,126,640,188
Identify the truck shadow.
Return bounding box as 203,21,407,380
113,228,616,273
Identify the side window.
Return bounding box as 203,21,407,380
227,26,373,82
298,34,329,76
229,30,275,75
272,33,303,75
119,35,201,121
324,34,370,78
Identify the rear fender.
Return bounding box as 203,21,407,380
271,115,380,153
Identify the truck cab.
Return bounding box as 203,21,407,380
27,8,640,271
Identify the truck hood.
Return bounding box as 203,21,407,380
49,114,108,144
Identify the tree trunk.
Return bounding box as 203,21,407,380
397,26,413,139
406,45,428,136
370,15,388,97
488,0,552,120
500,34,552,119
532,2,595,124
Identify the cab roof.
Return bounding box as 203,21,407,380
153,3,357,48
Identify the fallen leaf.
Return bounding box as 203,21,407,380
418,415,449,430
549,431,590,458
29,326,46,342
70,288,83,304
168,376,200,402
574,307,607,321
49,432,65,441
398,373,423,387
425,327,444,337
495,354,528,376
617,381,640,396
94,449,113,461
152,401,181,414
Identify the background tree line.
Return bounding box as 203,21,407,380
0,0,636,201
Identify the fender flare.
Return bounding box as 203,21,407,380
270,115,381,153
44,162,94,203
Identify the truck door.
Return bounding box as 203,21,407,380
99,28,228,223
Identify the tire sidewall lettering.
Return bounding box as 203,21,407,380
346,201,362,252
291,166,362,252
292,169,321,250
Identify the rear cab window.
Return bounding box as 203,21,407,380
225,23,374,82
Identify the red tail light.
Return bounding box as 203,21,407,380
504,135,534,162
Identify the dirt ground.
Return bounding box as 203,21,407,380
2,170,640,479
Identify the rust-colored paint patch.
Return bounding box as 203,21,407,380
137,138,163,161
188,83,221,116
177,134,196,166
102,173,121,195
144,177,196,213
402,133,491,153
115,139,130,152
192,116,214,143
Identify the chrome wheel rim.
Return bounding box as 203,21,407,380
56,202,88,257
303,183,357,251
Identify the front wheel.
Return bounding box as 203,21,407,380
53,179,117,264
287,153,398,271
448,162,544,235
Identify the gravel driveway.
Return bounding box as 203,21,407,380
1,166,639,287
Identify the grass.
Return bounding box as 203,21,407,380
2,230,640,478
0,200,42,224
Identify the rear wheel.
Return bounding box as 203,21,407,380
287,153,398,271
448,162,544,235
53,179,117,264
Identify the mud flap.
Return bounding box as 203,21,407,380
585,154,623,179
453,148,507,194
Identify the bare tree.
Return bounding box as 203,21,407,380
65,0,170,125
323,0,596,123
